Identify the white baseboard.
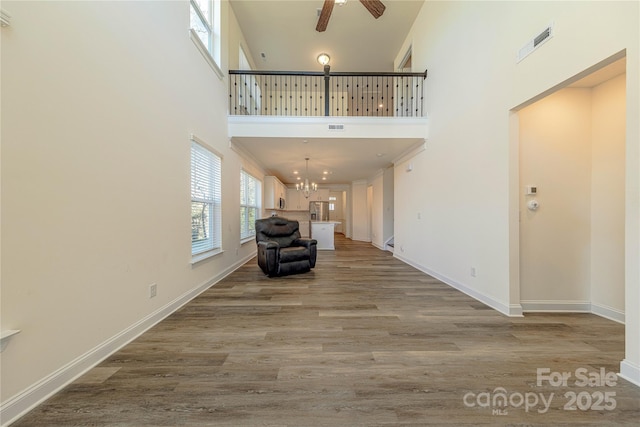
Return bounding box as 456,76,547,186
619,359,640,387
591,302,625,324
521,300,591,313
394,253,523,317
521,300,625,324
0,252,255,427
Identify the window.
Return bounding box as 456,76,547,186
240,170,261,241
329,196,336,211
191,137,222,259
189,0,222,77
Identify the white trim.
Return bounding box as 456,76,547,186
591,303,625,324
0,253,254,426
190,134,224,160
394,253,523,317
190,248,223,265
228,115,428,126
619,359,640,387
521,300,591,313
189,29,224,80
229,140,265,172
393,140,427,165
0,330,20,352
520,301,625,324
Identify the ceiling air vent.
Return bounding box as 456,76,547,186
517,23,554,63
328,124,345,131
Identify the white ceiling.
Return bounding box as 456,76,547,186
233,136,424,185
230,0,424,72
229,0,425,185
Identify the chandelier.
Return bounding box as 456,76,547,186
296,157,318,199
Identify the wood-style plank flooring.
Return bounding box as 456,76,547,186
12,235,640,426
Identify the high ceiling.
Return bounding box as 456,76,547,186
230,0,424,72
229,0,425,186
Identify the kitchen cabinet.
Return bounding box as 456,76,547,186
286,188,309,211
264,176,286,210
311,221,340,250
309,189,330,202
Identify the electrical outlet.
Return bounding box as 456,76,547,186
149,283,157,299
470,267,477,277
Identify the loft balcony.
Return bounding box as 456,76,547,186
228,69,429,142
229,69,427,117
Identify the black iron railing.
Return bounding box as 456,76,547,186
229,69,427,117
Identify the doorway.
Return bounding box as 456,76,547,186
517,57,626,321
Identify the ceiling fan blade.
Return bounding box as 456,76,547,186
316,0,335,32
359,0,385,19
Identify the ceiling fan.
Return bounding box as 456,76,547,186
316,0,386,32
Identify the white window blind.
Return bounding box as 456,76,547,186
191,139,222,257
240,170,260,240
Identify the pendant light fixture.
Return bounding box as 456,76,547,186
296,157,318,199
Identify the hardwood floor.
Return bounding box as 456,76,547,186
12,235,640,426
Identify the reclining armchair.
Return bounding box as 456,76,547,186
255,217,317,277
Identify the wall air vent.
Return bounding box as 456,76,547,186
517,23,554,63
328,124,345,131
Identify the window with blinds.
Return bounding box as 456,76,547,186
240,170,260,241
191,138,222,258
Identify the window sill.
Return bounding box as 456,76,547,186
189,29,224,80
240,236,255,245
191,248,223,265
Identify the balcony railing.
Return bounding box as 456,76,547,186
229,69,427,117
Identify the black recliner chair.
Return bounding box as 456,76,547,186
255,217,317,277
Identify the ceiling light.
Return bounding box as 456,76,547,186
317,53,330,66
336,0,348,5
296,157,318,199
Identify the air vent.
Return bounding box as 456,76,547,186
517,23,554,63
328,124,345,131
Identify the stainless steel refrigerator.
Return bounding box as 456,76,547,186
309,201,329,221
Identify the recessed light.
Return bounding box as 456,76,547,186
376,153,385,157
323,171,328,175
293,170,299,175
322,177,327,180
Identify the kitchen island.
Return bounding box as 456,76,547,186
310,221,341,250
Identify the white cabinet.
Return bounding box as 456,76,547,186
264,176,286,210
286,188,311,211
285,188,329,210
309,189,330,202
311,222,338,250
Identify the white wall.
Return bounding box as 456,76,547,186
591,74,626,316
351,180,369,241
370,172,384,248
382,166,394,245
370,167,394,249
394,1,639,382
519,88,593,305
519,74,626,318
329,191,345,233
0,0,262,421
